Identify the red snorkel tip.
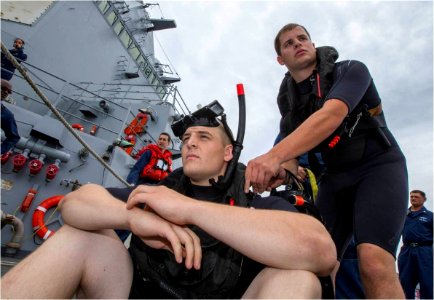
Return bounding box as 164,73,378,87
236,83,244,96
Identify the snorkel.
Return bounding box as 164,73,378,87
171,84,246,190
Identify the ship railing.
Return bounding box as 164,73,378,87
3,60,189,154
95,1,167,99
94,0,187,117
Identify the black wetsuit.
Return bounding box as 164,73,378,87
107,165,298,299
277,46,408,259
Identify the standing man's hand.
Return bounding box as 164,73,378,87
244,151,281,193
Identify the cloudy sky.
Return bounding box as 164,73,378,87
151,1,433,209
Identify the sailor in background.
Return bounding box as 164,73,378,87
115,132,172,241
398,190,433,299
126,132,172,185
1,79,20,155
1,38,28,81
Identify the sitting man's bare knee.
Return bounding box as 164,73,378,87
243,267,321,299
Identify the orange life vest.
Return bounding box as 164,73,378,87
138,144,172,181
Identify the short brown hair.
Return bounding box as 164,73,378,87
410,190,426,199
216,123,232,146
14,38,25,45
274,23,311,56
159,132,171,143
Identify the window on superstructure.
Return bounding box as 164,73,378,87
97,1,110,14
144,65,152,78
148,71,155,85
129,47,141,60
136,55,145,69
106,11,118,25
156,86,165,97
119,31,132,49
113,20,124,35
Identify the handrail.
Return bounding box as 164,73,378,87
1,41,132,187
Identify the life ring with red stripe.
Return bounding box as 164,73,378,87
32,195,63,240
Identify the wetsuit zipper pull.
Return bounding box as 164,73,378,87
348,112,363,138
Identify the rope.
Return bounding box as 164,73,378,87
1,42,131,187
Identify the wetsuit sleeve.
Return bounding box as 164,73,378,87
126,150,151,185
325,60,373,113
106,186,136,202
1,105,21,154
251,195,297,212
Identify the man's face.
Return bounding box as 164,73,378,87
410,192,425,209
1,86,12,100
277,26,316,73
181,126,233,186
157,134,170,150
13,39,24,49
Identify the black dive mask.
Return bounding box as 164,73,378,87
171,100,235,143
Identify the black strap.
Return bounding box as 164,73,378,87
404,241,433,247
319,275,335,299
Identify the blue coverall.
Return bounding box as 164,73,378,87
1,47,27,81
126,150,153,185
1,103,20,154
335,238,365,299
398,206,433,299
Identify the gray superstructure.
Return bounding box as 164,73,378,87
1,1,189,270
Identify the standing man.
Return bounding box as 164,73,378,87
398,190,433,299
2,104,336,298
126,132,172,185
245,23,408,298
1,79,20,154
1,38,28,81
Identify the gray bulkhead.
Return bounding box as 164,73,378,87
1,1,187,261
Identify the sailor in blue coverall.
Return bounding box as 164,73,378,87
398,190,433,299
1,80,20,154
1,38,28,81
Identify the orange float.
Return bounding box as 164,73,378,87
32,195,63,240
124,113,148,136
71,123,84,131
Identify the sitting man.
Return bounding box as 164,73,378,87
2,102,336,299
126,132,172,186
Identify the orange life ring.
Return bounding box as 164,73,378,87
32,195,63,240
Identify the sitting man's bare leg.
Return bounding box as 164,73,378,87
242,267,322,299
2,224,133,299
